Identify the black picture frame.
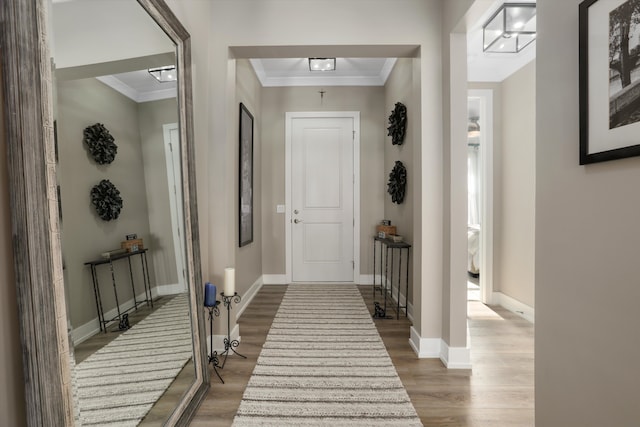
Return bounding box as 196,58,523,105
580,0,640,164
239,103,254,247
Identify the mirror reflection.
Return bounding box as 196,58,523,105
51,0,195,424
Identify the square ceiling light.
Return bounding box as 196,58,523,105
483,3,536,53
148,65,177,82
309,58,336,72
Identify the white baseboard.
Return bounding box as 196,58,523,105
440,341,472,369
409,326,472,369
263,274,287,285
358,274,386,285
493,291,535,323
409,326,441,358
237,276,263,318
156,283,185,296
72,289,156,345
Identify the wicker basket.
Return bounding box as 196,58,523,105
121,238,144,252
376,225,397,235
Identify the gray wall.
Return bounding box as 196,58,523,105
138,98,180,287
469,61,536,308
0,58,27,427
235,59,263,294
499,60,535,306
537,0,639,425
384,58,415,299
260,85,385,276
57,78,155,329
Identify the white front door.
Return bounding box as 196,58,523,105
290,116,355,282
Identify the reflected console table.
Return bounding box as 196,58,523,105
372,236,411,319
85,249,153,332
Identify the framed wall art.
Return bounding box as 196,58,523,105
580,0,640,164
239,103,254,247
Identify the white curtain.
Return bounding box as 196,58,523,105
467,146,480,226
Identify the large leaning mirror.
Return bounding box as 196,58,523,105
0,0,208,425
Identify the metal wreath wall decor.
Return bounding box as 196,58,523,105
83,122,118,164
387,102,407,145
387,160,407,204
90,179,123,221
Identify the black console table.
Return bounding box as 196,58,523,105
372,236,411,319
85,249,153,332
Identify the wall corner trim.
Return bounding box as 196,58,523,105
493,291,535,323
409,327,472,369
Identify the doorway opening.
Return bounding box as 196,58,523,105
467,90,493,303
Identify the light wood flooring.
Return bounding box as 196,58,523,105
191,285,535,426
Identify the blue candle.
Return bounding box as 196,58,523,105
204,282,217,307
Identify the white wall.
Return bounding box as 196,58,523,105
537,0,640,425
51,0,173,69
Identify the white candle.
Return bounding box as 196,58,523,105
224,267,235,296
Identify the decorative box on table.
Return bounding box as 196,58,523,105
121,238,144,252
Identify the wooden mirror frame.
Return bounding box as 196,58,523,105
0,0,209,425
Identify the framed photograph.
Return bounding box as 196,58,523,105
580,0,640,164
239,103,254,247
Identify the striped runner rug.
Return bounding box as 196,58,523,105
75,293,192,426
232,284,423,426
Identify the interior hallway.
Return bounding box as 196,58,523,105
191,285,534,426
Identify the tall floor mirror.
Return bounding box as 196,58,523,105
0,0,209,425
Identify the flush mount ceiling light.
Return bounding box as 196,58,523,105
148,65,177,82
309,58,336,72
483,3,536,53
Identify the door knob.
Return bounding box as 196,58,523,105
294,218,303,224
294,209,299,214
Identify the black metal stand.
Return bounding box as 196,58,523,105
85,249,153,333
206,302,224,383
218,292,246,369
372,236,411,319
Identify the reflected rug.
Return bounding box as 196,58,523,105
75,293,192,427
232,284,423,427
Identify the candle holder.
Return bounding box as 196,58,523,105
218,292,246,369
206,301,224,383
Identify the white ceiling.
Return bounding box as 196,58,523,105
250,58,397,87
97,70,176,103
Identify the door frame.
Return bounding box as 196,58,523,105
285,111,361,284
468,90,494,304
163,122,187,292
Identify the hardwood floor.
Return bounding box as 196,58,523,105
191,285,534,427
